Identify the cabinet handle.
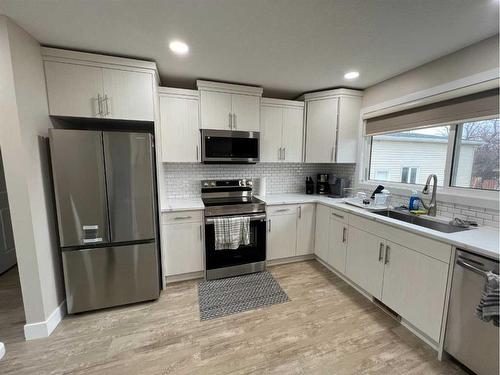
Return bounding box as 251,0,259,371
199,225,202,240
268,219,272,232
97,94,103,116
283,147,286,160
233,113,236,129
378,242,384,262
174,216,192,220
275,209,289,213
332,212,344,219
384,245,391,264
196,145,199,161
278,147,282,160
298,206,302,218
229,112,232,129
342,227,347,243
104,94,110,116
330,147,334,161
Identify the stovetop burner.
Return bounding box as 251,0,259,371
201,179,266,217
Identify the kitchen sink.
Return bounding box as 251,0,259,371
372,210,472,233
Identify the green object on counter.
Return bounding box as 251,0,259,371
410,209,428,215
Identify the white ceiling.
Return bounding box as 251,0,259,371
0,0,498,99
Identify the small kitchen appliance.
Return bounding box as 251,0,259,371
329,177,347,198
316,174,330,195
305,177,314,194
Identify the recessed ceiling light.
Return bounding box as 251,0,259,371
344,71,360,80
169,40,189,55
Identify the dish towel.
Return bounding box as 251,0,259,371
476,271,500,327
214,216,250,250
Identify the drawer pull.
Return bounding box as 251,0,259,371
275,209,289,213
174,216,192,220
385,245,391,264
378,242,384,262
332,212,344,219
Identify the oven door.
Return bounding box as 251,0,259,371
205,213,266,271
201,129,259,163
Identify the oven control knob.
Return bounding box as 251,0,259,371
203,182,209,187
247,181,253,186
210,182,216,187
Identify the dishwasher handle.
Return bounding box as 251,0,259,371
457,258,496,278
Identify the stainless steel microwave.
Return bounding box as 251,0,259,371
201,129,259,164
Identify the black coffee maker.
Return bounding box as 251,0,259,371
316,174,330,195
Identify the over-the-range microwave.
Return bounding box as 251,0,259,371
201,129,259,164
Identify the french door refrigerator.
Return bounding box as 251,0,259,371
49,129,160,314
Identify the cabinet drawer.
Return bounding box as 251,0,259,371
267,204,298,216
162,210,203,224
349,214,452,263
330,207,348,224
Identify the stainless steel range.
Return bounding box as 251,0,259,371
202,179,266,280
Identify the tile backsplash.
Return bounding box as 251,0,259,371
163,163,356,198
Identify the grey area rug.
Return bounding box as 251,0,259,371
198,271,290,321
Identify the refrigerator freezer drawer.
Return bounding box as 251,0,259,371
62,242,160,314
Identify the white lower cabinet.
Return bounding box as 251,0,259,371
345,226,386,300
381,241,448,341
296,204,315,255
328,218,348,272
314,204,330,262
267,210,297,260
162,212,204,277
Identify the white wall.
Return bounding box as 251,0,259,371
363,35,499,108
0,16,64,335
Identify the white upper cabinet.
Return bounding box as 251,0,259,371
101,68,154,121
197,80,263,132
231,94,260,131
302,89,362,163
159,88,200,163
200,90,232,130
305,98,338,163
44,61,103,118
261,98,304,162
42,48,157,121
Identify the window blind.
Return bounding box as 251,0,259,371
365,89,499,136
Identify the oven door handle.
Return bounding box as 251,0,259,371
205,213,266,225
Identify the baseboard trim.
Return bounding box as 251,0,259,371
165,271,204,284
0,342,5,360
24,300,66,340
266,254,314,267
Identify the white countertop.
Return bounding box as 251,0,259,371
258,193,499,260
161,197,204,212
161,193,499,260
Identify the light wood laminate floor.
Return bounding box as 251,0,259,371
0,261,465,374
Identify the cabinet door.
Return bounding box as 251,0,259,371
232,94,260,131
260,105,283,162
159,96,200,162
267,213,297,260
296,204,315,255
200,90,232,130
328,218,348,272
314,204,330,263
345,226,385,299
282,106,304,162
102,68,154,121
305,98,338,163
44,61,103,118
381,242,448,341
163,222,203,276
336,96,362,163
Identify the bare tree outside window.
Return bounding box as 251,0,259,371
451,119,499,191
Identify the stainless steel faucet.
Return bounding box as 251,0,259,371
420,174,438,216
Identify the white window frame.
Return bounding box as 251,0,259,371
356,75,500,210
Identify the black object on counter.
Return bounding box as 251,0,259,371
370,185,385,199
306,177,314,194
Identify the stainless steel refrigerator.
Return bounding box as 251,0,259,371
49,129,160,314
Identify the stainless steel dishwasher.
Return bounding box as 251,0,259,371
445,249,499,375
